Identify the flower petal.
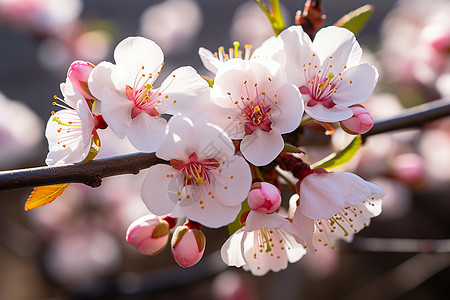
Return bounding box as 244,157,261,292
299,172,375,220
278,25,314,86
141,164,178,216
198,47,223,74
240,128,284,166
305,102,353,123
126,113,167,152
181,189,242,228
270,83,304,134
211,155,252,207
189,122,235,160
206,103,246,139
157,66,210,118
221,228,246,267
100,88,134,139
332,63,378,105
114,37,164,86
88,61,122,101
156,114,193,161
313,26,362,70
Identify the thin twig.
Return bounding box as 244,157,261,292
1,98,450,191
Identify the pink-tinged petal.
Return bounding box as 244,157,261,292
114,37,164,86
141,164,178,216
241,128,284,166
313,26,362,70
100,88,134,139
198,47,223,74
332,64,378,106
60,80,84,108
206,103,245,139
181,189,241,228
305,103,353,123
189,122,235,160
278,25,314,86
156,114,193,161
252,36,286,66
88,61,122,101
210,155,251,207
213,60,257,105
221,228,246,267
250,58,284,91
284,233,307,263
299,172,374,220
270,83,304,134
126,113,167,152
292,210,315,250
157,66,210,117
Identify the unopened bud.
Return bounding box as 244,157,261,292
171,222,206,268
126,214,172,256
340,105,373,135
67,60,95,100
247,182,281,214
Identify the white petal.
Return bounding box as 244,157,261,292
270,83,304,134
60,80,83,108
88,61,122,101
313,26,362,70
156,114,193,161
157,66,210,118
126,113,167,152
332,63,378,105
189,122,235,160
181,189,241,228
100,88,134,139
278,25,314,86
114,37,164,86
141,164,178,215
299,172,374,220
240,128,284,166
198,47,222,74
252,36,286,66
305,103,353,123
221,228,246,267
206,103,245,139
211,155,252,207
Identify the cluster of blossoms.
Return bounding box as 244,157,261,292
44,25,385,275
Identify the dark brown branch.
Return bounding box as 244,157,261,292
1,98,450,192
362,97,450,139
0,152,166,191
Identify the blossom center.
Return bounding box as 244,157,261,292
300,53,352,108
170,153,220,188
226,80,277,135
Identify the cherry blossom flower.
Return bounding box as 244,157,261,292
247,182,281,214
221,210,306,276
141,114,252,228
208,58,304,166
266,25,378,123
45,80,106,165
88,36,210,152
340,104,373,135
292,171,385,252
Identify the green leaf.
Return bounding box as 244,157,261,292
334,4,374,35
311,135,362,169
283,143,305,154
228,200,250,235
255,0,285,36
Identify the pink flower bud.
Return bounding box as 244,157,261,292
126,214,171,256
340,105,373,135
247,182,281,214
67,60,95,100
171,222,206,268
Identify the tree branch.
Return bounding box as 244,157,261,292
1,98,450,192
0,152,166,191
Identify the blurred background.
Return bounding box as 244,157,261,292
0,0,449,299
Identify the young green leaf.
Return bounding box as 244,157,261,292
228,199,250,235
334,4,374,35
311,135,362,169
